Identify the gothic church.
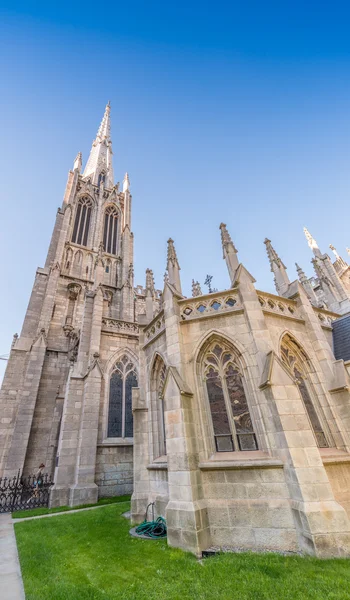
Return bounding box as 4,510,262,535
2,104,350,557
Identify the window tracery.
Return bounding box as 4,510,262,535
280,335,329,448
108,355,138,438
72,197,93,247
103,206,118,255
202,342,258,452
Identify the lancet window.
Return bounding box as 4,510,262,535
103,206,118,255
72,196,93,247
281,336,329,448
202,342,258,452
108,355,138,438
151,356,167,458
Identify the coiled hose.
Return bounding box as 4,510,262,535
135,502,167,538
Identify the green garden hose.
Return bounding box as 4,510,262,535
135,502,167,538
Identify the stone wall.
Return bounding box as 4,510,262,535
202,464,297,552
95,444,133,497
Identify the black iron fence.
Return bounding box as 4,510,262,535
0,471,53,513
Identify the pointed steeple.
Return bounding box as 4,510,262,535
219,223,239,285
83,102,114,188
264,238,290,296
304,227,322,257
166,238,182,293
192,280,202,297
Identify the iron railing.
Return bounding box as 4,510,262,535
0,471,53,513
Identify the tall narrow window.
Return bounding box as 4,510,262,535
108,355,138,438
98,172,106,188
203,342,258,452
72,197,93,247
151,357,167,458
281,336,329,448
103,206,118,255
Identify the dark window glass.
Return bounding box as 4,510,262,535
203,343,258,453
225,365,257,451
83,207,91,246
103,209,118,254
77,205,86,245
103,213,109,250
72,204,81,243
281,341,329,448
125,371,138,437
72,198,92,247
206,368,234,451
108,371,123,437
295,369,328,448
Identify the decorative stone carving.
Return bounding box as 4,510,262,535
67,282,82,301
64,328,80,362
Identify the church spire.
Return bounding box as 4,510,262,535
219,223,239,285
83,102,114,189
304,227,322,258
166,238,182,294
264,238,290,296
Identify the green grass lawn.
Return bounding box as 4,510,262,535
12,494,131,519
15,502,350,600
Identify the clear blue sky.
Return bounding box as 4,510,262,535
1,1,350,381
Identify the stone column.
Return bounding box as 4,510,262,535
3,331,47,477
162,283,211,555
260,353,350,557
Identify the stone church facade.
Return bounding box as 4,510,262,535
0,104,160,505
2,104,350,557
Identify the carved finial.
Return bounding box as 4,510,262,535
347,248,350,256
146,268,155,295
123,172,130,192
73,152,82,173
167,239,180,267
295,262,307,282
304,227,321,256
264,238,287,270
95,241,105,267
329,244,347,268
192,279,202,297
220,223,237,253
263,238,290,296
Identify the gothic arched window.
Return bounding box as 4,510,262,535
72,197,93,247
151,356,167,458
108,355,138,438
202,341,258,452
281,335,329,448
103,206,118,255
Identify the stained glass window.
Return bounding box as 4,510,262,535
72,197,93,247
203,342,258,452
281,336,329,448
108,356,138,438
103,206,118,255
